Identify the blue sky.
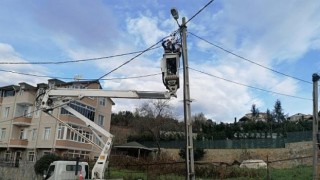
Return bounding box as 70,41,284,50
0,0,320,123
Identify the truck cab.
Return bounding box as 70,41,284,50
44,161,90,180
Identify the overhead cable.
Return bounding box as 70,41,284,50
0,69,160,81
185,0,215,24
0,46,161,65
188,32,312,84
189,67,312,101
95,36,170,80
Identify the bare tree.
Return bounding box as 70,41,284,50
135,100,173,118
132,100,178,155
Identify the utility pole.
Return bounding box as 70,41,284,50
181,17,195,180
170,8,195,180
312,73,320,180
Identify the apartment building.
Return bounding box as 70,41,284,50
0,79,114,165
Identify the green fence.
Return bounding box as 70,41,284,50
141,131,312,149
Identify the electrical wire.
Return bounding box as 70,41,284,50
0,98,72,124
188,32,312,84
185,0,215,25
0,68,161,81
189,67,312,101
95,35,170,81
0,46,161,65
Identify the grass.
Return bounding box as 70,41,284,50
107,165,312,180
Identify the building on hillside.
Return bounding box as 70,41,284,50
239,112,267,122
0,79,114,166
287,113,312,122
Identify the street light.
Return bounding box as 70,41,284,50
170,8,195,180
170,8,179,20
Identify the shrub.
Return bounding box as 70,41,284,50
34,154,62,175
179,148,205,161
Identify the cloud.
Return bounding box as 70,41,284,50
0,43,49,86
126,15,168,47
31,0,120,52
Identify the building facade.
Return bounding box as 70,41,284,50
0,79,113,166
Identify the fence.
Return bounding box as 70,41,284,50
141,131,312,149
0,158,19,167
107,155,313,179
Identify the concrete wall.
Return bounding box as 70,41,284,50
0,161,42,180
162,141,313,168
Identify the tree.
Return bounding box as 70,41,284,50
273,100,285,123
132,100,179,155
135,100,173,118
34,154,61,175
111,111,134,126
192,112,207,133
266,108,274,134
251,104,259,121
179,148,205,161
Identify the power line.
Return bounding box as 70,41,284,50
95,36,169,81
186,0,215,24
0,46,161,65
188,32,312,84
0,69,160,81
189,67,312,101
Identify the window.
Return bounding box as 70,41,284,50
96,135,102,147
31,129,37,141
28,151,35,162
66,165,82,171
61,101,95,121
46,165,55,179
57,124,65,139
99,98,106,106
98,115,104,126
19,129,27,139
0,128,6,140
43,127,51,140
4,107,10,118
4,151,11,161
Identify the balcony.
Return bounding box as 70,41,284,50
12,117,32,126
16,91,35,105
60,115,87,126
55,140,92,150
9,139,28,148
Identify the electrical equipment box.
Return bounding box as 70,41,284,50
161,52,180,97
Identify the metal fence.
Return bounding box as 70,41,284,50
141,131,312,149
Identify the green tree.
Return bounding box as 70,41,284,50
34,154,61,175
251,104,260,121
273,99,285,123
179,148,205,161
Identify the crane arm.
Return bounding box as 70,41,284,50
38,88,171,179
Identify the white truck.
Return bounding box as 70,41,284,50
43,161,89,180
38,88,172,179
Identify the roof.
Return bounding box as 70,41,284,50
114,141,153,151
0,85,20,91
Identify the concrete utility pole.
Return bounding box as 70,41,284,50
181,17,195,180
170,8,195,180
312,73,320,180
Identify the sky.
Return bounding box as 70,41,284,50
0,0,320,123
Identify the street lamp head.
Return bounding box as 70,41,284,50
170,8,179,20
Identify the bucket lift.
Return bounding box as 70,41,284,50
161,52,180,97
